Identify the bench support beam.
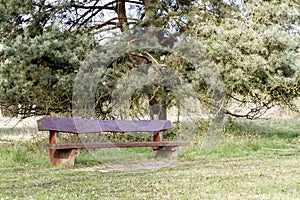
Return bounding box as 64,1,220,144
49,130,78,165
51,148,78,165
155,146,179,158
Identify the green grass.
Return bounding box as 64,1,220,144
75,148,155,166
0,118,299,199
0,155,299,199
227,118,300,138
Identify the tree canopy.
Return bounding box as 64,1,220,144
188,0,300,118
0,0,299,119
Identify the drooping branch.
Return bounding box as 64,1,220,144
130,52,159,64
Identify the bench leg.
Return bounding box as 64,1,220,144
154,146,178,159
153,131,162,156
49,149,78,166
48,128,78,166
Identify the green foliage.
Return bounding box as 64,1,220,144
0,27,91,116
0,0,33,40
187,0,300,118
0,0,299,119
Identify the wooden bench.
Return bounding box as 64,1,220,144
37,117,190,166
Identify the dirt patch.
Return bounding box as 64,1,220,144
72,160,194,172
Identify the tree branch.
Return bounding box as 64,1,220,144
69,0,101,30
68,1,115,10
130,52,159,64
91,18,118,30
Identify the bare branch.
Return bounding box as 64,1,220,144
91,17,118,30
69,0,101,30
68,1,116,10
125,0,144,5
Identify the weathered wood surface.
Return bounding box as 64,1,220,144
49,130,58,165
37,117,190,165
37,117,172,133
45,141,190,149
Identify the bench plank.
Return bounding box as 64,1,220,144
45,141,190,149
37,117,172,134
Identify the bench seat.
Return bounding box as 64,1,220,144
37,117,190,166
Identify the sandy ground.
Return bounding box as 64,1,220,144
0,116,45,141
0,116,44,129
0,104,299,141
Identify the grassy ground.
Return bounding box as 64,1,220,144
0,118,299,199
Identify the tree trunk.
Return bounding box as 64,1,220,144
149,96,166,120
116,0,128,32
